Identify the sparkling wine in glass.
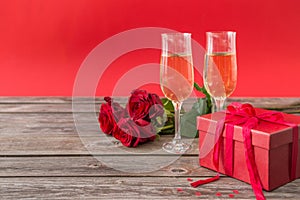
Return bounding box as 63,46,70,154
160,33,194,154
204,31,237,112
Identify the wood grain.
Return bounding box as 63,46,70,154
0,97,300,199
0,156,213,177
0,177,298,199
0,97,299,113
0,135,199,156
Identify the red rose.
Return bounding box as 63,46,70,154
128,89,164,126
98,91,162,148
116,118,156,147
98,97,125,135
99,103,115,135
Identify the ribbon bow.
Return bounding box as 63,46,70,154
192,103,298,200
227,102,285,123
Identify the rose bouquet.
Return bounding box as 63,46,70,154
98,90,165,147
98,83,211,147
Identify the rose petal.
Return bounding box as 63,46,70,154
99,103,115,135
128,89,150,121
233,190,239,194
187,178,193,182
216,192,222,196
177,188,183,192
229,194,235,198
195,191,201,196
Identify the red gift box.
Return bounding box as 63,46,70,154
197,103,300,193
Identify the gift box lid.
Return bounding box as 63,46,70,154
197,108,300,150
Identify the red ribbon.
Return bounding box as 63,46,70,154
191,103,299,200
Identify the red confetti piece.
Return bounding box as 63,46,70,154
233,190,239,194
187,178,193,182
216,192,222,196
229,194,235,198
195,191,201,196
177,188,183,192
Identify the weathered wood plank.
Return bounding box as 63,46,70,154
0,177,298,199
0,135,199,156
0,96,299,105
0,113,74,123
0,97,299,200
0,156,214,177
0,103,99,113
0,97,104,103
0,97,73,103
0,113,98,127
0,120,100,137
0,125,100,136
0,113,100,136
0,113,93,124
0,97,299,113
0,98,299,137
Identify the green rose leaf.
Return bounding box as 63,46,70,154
181,98,209,138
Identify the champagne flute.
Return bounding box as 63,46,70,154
160,33,194,154
204,31,237,112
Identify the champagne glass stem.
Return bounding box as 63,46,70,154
172,101,183,142
212,97,226,112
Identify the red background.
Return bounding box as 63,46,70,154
1,0,300,97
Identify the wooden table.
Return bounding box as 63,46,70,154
1,97,300,199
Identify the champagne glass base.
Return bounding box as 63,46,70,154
162,140,192,154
